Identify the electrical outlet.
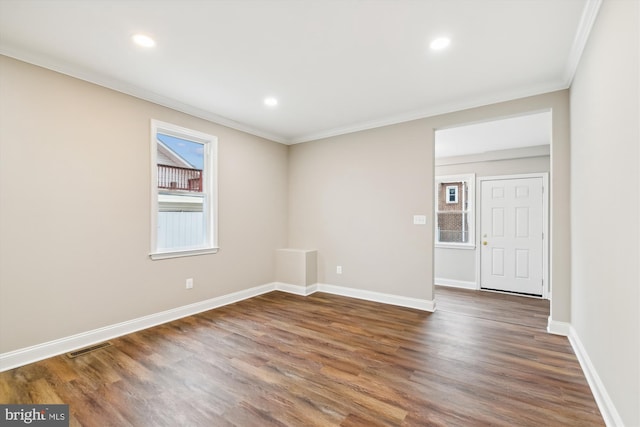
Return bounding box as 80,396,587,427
336,266,342,274
185,278,194,289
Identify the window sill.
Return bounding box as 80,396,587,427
150,247,219,260
435,243,476,250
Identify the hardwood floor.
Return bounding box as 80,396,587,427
434,285,550,330
1,289,603,426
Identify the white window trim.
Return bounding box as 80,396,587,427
435,173,475,248
445,185,458,203
150,120,218,260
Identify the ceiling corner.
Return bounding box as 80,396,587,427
562,0,603,88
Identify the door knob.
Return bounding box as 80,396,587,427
483,241,488,245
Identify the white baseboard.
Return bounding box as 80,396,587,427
546,316,571,336
273,282,317,296
274,281,436,312
434,278,477,290
0,281,434,372
1,281,620,426
316,283,436,312
0,283,276,372
568,326,623,427
4,281,619,425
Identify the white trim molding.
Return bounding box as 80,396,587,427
568,326,624,427
0,47,288,144
434,278,477,290
546,316,571,336
0,282,434,372
0,47,576,147
563,0,603,86
273,282,318,296
0,283,276,372
2,282,618,426
317,283,436,312
273,282,436,312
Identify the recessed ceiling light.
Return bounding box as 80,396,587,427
264,97,278,107
430,37,451,50
132,34,156,48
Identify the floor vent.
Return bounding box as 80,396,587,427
66,342,112,358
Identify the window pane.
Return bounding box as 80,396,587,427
436,177,473,245
437,212,469,243
435,175,475,246
157,133,204,169
157,193,206,251
156,133,204,192
439,182,465,209
446,185,458,203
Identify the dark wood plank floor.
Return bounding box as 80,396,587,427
434,285,550,330
1,289,603,426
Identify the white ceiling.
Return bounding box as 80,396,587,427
435,111,551,159
0,0,599,145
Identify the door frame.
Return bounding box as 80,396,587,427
476,173,549,299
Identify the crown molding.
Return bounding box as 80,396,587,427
3,0,601,149
0,48,288,145
0,45,576,147
563,0,603,86
288,83,567,144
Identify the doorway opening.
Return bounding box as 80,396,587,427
434,111,551,301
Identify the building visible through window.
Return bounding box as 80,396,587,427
435,175,474,246
446,185,458,203
157,135,203,192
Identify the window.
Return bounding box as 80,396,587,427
150,120,218,259
446,185,458,203
435,174,475,247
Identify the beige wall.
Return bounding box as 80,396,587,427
570,0,639,425
434,248,476,284
289,91,570,310
0,56,289,353
435,154,550,285
2,12,635,420
0,58,573,357
288,120,435,300
289,90,570,317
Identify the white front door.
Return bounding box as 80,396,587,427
480,177,544,296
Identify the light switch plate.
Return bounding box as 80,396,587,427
413,215,427,225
